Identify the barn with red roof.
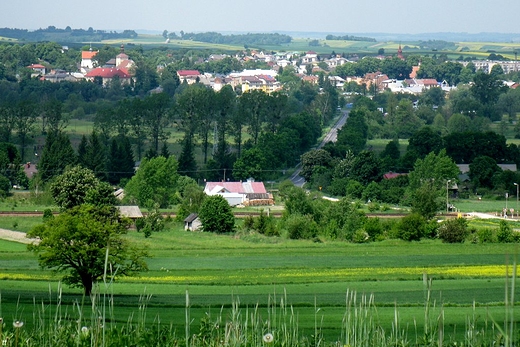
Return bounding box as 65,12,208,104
204,180,273,206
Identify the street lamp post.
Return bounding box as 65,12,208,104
514,183,519,218
446,179,451,213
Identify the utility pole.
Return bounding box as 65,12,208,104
446,179,451,213
514,183,519,217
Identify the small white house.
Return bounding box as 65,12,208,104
184,213,202,231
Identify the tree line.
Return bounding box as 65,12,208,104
325,34,376,42
0,74,338,195
0,26,138,42
163,31,292,46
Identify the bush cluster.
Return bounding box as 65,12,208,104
438,218,468,243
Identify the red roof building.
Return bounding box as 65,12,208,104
84,67,131,85
81,51,98,60
177,70,201,77
383,172,407,180
203,181,272,206
27,63,46,75
204,181,267,194
81,50,98,70
177,70,201,84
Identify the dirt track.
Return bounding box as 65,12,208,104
0,228,38,244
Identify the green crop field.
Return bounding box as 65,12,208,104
93,32,520,59
0,221,518,343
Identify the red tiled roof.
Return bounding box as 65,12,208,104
177,70,201,77
27,64,45,69
118,67,131,75
82,51,98,59
257,74,275,81
383,172,407,180
117,60,133,70
410,65,420,79
420,79,439,86
85,67,131,78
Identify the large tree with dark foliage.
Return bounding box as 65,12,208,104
38,131,76,182
108,136,134,185
28,204,148,296
336,107,368,154
50,165,115,210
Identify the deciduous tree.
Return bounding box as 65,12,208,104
124,156,179,208
28,204,148,296
50,165,115,210
198,195,235,234
300,149,333,182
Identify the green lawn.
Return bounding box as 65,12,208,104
452,197,519,213
0,223,518,342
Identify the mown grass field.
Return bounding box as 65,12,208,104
0,220,518,342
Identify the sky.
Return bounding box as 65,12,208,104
2,0,519,35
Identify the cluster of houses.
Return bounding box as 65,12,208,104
26,44,520,95
28,44,135,85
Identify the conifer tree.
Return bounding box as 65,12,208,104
38,131,76,182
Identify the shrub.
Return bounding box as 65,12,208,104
396,213,426,241
476,228,495,243
346,180,364,199
362,182,381,203
254,210,269,234
264,220,279,237
253,211,279,236
367,201,380,212
328,177,349,196
438,218,468,243
243,215,255,230
352,229,370,243
0,174,10,197
497,220,515,243
43,208,54,221
135,218,145,232
364,217,383,240
142,208,165,238
322,219,340,240
284,214,318,240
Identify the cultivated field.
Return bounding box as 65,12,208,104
96,33,520,59
0,218,518,344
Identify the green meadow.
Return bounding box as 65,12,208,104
0,221,518,343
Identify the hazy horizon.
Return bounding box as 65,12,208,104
2,0,519,37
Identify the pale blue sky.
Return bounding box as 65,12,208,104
2,0,519,35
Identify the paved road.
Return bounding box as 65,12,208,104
290,110,349,187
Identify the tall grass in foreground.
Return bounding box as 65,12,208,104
0,273,517,346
